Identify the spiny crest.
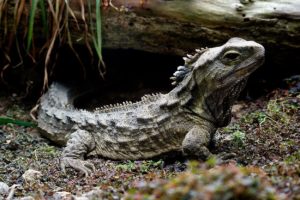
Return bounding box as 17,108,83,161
95,101,133,113
170,47,208,86
141,93,161,102
94,93,162,113
184,47,208,67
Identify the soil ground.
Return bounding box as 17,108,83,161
0,81,299,199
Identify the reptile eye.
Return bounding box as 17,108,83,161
223,50,241,60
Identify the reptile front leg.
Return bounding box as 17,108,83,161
61,129,96,177
182,125,215,159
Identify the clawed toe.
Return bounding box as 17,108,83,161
60,157,95,177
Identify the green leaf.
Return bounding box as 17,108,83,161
0,117,36,127
89,0,105,74
26,0,39,52
38,0,48,37
95,0,102,59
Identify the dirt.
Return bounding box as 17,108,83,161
0,84,299,199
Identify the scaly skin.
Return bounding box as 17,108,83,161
38,38,265,176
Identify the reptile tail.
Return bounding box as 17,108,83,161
38,82,76,145
40,82,75,110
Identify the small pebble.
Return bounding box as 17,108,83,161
22,169,42,184
74,188,103,200
53,191,73,200
20,197,35,200
0,182,9,195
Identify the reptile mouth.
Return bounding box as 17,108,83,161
235,55,264,76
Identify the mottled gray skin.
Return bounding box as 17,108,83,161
38,38,265,176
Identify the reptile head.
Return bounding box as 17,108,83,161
199,38,264,126
191,37,264,88
173,38,265,127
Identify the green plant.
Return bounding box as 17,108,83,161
0,116,36,127
27,0,39,51
35,145,60,158
1,0,106,92
284,150,300,164
266,100,289,124
88,0,105,78
242,111,267,126
116,161,136,172
222,123,241,134
231,130,246,147
116,160,164,173
205,156,217,168
125,163,279,200
139,160,163,173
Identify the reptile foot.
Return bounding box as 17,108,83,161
60,157,96,177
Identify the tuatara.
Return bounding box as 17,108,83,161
38,38,265,176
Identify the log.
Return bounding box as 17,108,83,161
94,0,300,55
2,0,300,54
1,0,300,80
62,0,300,81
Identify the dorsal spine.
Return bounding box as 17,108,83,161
95,93,162,113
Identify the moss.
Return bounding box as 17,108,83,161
125,163,279,200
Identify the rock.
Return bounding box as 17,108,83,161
5,184,20,200
232,104,244,114
22,169,42,185
232,103,245,119
19,197,35,200
53,191,72,200
0,182,9,195
72,188,104,200
52,188,103,200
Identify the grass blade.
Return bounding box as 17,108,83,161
95,0,102,54
39,0,48,37
26,0,39,52
95,0,105,77
0,117,36,127
88,0,105,77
